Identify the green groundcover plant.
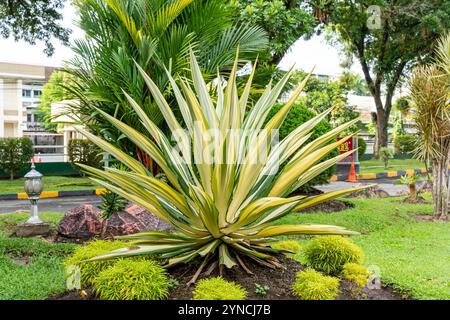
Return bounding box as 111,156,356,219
292,269,340,300
94,259,169,300
193,277,247,300
341,262,370,289
303,236,364,275
64,240,126,286
77,51,366,279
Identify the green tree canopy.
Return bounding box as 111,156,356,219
231,0,317,65
0,0,70,56
68,0,268,165
320,0,450,157
37,70,75,132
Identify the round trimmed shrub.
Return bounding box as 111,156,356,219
341,263,370,289
292,269,340,300
271,240,302,256
394,134,416,155
303,236,364,275
93,259,169,300
193,277,247,300
64,240,126,287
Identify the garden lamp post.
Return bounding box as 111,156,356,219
24,162,44,224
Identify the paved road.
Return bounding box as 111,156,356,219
317,180,408,196
0,195,102,214
0,178,409,214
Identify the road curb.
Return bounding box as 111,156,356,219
0,188,107,201
330,167,428,181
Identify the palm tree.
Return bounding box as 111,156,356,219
410,32,450,221
66,0,268,168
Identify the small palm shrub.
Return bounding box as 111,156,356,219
98,190,128,219
341,263,370,289
78,52,365,277
292,269,339,300
303,236,364,274
271,240,302,256
379,147,395,169
193,277,247,300
94,259,169,300
400,173,421,200
64,240,126,287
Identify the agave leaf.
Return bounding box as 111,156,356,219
77,51,364,270
219,244,237,269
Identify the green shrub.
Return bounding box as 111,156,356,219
394,134,416,155
271,240,302,256
292,269,340,300
357,137,367,160
68,139,102,172
303,236,364,275
0,137,34,180
193,277,247,300
64,240,126,287
341,263,370,289
93,259,169,300
266,103,337,191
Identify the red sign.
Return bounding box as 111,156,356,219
337,137,354,163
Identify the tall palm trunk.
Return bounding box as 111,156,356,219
431,140,450,220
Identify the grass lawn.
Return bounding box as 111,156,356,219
0,197,449,300
0,212,76,300
0,176,99,195
359,159,425,174
278,196,450,300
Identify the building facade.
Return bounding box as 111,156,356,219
0,62,64,161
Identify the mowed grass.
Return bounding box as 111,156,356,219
0,198,449,300
359,159,425,173
0,212,75,300
278,196,450,300
0,176,99,194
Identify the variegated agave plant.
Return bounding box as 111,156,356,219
78,51,365,278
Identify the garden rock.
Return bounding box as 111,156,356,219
57,204,173,239
57,204,103,239
345,185,389,199
99,204,174,238
121,204,173,232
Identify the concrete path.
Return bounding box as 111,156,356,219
316,180,409,196
0,179,409,214
0,195,102,214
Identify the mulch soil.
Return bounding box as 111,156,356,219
50,255,406,301
296,199,354,214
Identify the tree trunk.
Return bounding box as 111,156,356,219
409,182,416,200
10,170,14,180
431,150,450,221
374,112,389,159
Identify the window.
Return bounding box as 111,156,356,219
22,89,31,97
33,90,41,97
27,114,33,122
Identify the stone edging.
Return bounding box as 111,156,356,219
0,188,108,201
330,167,428,181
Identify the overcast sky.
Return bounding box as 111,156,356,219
0,2,362,77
